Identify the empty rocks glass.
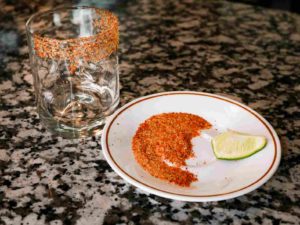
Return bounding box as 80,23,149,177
26,6,119,138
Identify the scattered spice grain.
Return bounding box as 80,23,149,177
132,113,211,187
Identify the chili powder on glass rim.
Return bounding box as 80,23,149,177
132,113,211,187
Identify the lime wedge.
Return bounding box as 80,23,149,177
212,130,267,160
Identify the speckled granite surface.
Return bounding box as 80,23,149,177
0,0,299,224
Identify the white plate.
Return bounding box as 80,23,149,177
101,91,281,202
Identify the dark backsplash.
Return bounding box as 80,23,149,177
230,0,300,13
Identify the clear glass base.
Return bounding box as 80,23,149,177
39,97,119,139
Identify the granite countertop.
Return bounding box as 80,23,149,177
0,0,299,224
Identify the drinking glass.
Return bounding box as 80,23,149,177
26,6,119,138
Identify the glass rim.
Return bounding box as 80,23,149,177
25,5,117,38
26,5,119,71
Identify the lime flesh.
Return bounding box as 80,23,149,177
212,130,267,160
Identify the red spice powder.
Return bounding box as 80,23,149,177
33,9,118,74
132,113,211,187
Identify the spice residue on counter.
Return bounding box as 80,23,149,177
132,113,211,187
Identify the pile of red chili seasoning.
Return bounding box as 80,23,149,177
132,113,211,187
